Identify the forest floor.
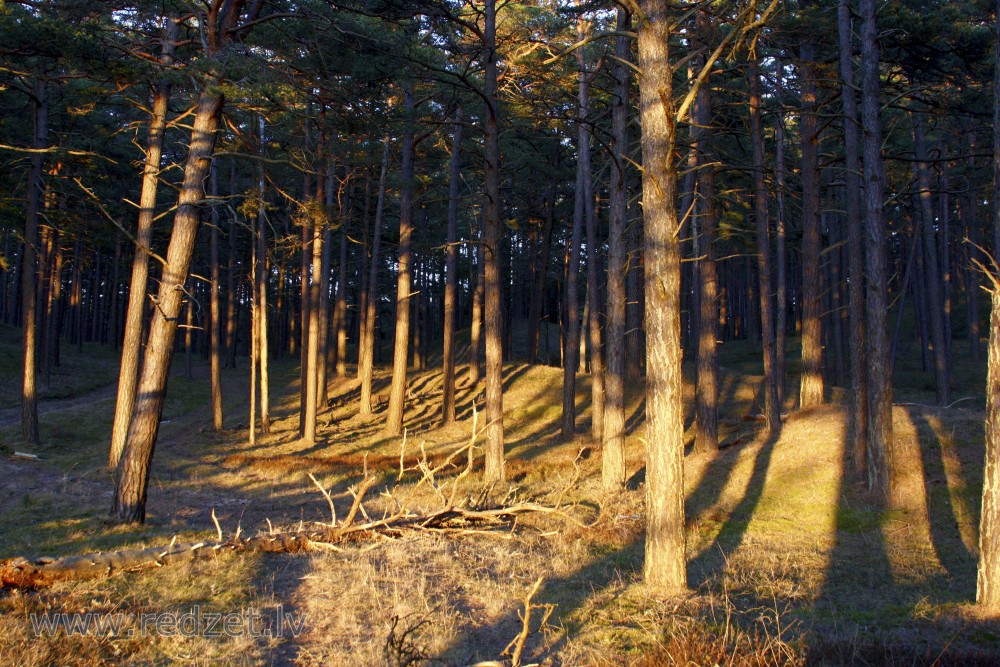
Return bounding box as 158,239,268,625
1,322,999,665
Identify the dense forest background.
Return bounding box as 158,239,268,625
5,0,1000,664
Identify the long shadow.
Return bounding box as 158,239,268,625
914,409,978,583
686,428,780,588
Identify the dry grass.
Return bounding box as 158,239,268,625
3,332,1000,664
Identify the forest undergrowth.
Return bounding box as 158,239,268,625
1,329,999,665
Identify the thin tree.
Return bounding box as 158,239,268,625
441,109,462,424
358,137,389,415
602,5,630,492
208,163,224,430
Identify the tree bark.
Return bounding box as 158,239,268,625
112,85,224,524
359,138,389,415
860,0,893,496
978,283,1000,608
602,6,630,492
442,110,462,424
385,87,416,437
209,165,224,430
638,0,686,593
798,22,825,408
750,57,779,436
482,0,506,483
109,21,176,465
774,74,789,406
561,155,584,438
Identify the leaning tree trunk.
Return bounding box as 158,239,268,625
385,87,416,437
750,57,780,436
358,138,389,415
441,110,462,424
638,0,686,593
860,0,893,496
602,5,631,492
112,86,224,524
110,22,175,467
838,0,866,476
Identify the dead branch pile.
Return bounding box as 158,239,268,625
1,414,595,591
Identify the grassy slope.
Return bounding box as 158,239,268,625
0,324,998,665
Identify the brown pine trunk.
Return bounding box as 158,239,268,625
838,0,867,476
978,283,1000,608
750,58,780,435
358,138,389,415
693,64,718,454
602,5,631,492
860,0,893,496
225,162,238,369
112,86,224,524
441,110,462,424
468,240,484,385
912,113,950,405
334,209,348,377
110,24,175,467
385,88,416,437
302,200,324,444
482,0,506,483
774,76,789,406
256,132,271,434
798,25,825,408
638,0,686,593
209,165,224,430
561,156,584,438
43,230,64,387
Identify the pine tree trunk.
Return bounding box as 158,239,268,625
256,142,271,434
774,79,789,406
562,156,584,438
112,86,224,524
108,39,173,465
912,113,950,405
638,0,686,593
42,230,63,387
385,88,416,437
482,0,506,483
978,284,1000,608
750,58,780,435
442,111,462,423
694,65,718,454
225,162,238,369
602,6,631,492
468,240,484,385
20,76,47,446
359,138,389,415
860,0,893,496
798,24,825,408
209,165,224,430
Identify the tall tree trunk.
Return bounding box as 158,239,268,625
334,190,349,378
225,163,238,369
912,113,950,405
693,59,718,454
468,238,484,385
774,76,789,406
798,21,825,408
482,0,506,483
441,110,462,424
20,76,47,446
561,156,584,438
110,22,175,466
303,179,325,445
750,57,780,436
112,86,224,524
316,149,333,408
637,0,686,593
978,282,1000,608
209,164,224,430
385,88,416,437
359,138,389,415
838,0,867,476
256,124,271,434
860,0,893,496
43,229,63,387
602,6,631,491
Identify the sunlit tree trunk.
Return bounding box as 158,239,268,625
978,283,1000,608
638,0,686,593
256,130,271,434
602,6,630,491
112,85,223,524
359,138,389,415
441,110,462,424
385,87,416,437
561,157,584,438
482,0,506,483
798,13,824,408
